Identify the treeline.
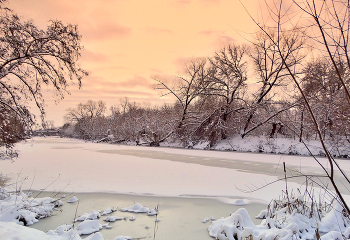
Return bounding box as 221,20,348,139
61,29,350,150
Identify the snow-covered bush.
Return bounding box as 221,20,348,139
209,191,350,240
0,190,61,226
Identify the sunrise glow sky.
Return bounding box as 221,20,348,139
7,0,260,126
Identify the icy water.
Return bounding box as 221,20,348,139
2,137,350,239
28,191,265,240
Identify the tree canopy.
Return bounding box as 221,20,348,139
0,5,87,154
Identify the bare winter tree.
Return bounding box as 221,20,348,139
241,27,306,138
153,58,211,141
242,0,350,215
65,100,106,140
0,6,87,153
192,44,248,145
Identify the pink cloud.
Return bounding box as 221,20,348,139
198,30,226,36
81,50,108,62
150,68,163,73
117,75,153,88
199,29,236,48
81,22,131,41
199,0,220,3
212,35,236,48
146,27,173,34
173,0,192,5
172,57,192,69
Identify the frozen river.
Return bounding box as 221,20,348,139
1,137,350,239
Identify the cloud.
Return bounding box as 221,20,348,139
199,0,220,3
146,27,173,34
212,35,236,48
173,0,192,5
117,75,153,88
150,68,163,73
198,29,236,48
81,22,131,41
81,50,108,62
70,87,155,98
83,75,152,90
172,57,191,69
198,30,225,36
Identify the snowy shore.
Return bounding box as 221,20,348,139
1,136,350,239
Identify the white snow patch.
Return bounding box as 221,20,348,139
101,207,116,215
120,203,149,213
76,220,102,235
74,210,100,222
67,196,78,203
104,216,123,222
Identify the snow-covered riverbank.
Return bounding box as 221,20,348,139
1,137,350,239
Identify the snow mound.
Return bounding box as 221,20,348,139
75,210,100,222
76,220,102,235
0,191,61,226
67,196,79,203
0,222,80,240
209,194,350,240
113,236,132,240
120,203,149,213
230,199,250,206
147,208,157,216
101,207,117,215
104,216,123,222
85,232,105,240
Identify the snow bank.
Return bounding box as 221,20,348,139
192,135,350,158
0,190,60,226
0,221,80,240
208,194,350,240
0,187,154,240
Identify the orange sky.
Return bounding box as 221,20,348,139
7,0,259,126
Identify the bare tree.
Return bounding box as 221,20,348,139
192,44,248,144
0,6,87,151
65,100,106,140
241,0,350,215
153,58,211,140
241,27,306,138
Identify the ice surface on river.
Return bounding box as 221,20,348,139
3,137,348,203
2,137,350,240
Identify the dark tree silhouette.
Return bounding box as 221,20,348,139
0,5,87,154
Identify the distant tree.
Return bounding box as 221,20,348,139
65,100,106,140
0,4,87,154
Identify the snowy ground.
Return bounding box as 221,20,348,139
1,136,350,239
